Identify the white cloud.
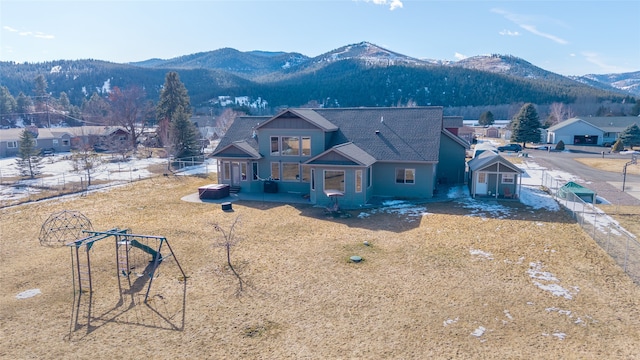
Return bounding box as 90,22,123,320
519,24,567,45
454,52,467,60
491,8,567,45
358,0,403,11
582,52,626,74
499,29,520,36
4,26,54,40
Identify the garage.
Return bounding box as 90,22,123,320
573,135,598,145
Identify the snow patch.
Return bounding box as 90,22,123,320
16,289,41,299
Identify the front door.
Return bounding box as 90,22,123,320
232,163,240,186
476,172,488,195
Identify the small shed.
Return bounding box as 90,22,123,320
558,181,596,203
467,151,523,199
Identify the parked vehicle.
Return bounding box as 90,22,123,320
497,143,522,152
41,148,55,156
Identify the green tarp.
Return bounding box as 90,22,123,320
558,181,596,203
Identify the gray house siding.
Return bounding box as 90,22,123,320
372,162,435,199
547,119,604,145
438,133,467,184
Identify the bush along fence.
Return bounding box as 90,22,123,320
541,172,640,284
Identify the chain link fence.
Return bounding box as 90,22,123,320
541,172,640,283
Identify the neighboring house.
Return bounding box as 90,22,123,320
546,117,640,146
0,126,130,157
0,127,73,157
211,107,469,209
467,151,523,199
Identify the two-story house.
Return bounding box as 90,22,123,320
211,107,469,209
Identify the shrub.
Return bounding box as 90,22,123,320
555,140,565,151
612,139,625,152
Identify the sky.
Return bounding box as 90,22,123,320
1,0,638,76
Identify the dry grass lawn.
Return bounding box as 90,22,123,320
575,157,640,175
2,176,640,359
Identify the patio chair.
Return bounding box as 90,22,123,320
503,187,514,199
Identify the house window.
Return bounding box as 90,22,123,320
7,141,17,148
301,165,311,182
240,162,248,181
324,170,345,192
53,139,59,146
310,169,315,190
252,162,259,180
302,137,311,156
62,139,69,146
478,173,486,183
281,136,300,156
355,170,362,192
502,173,515,184
223,162,231,180
282,162,299,181
271,162,280,180
395,168,415,184
270,136,279,155
367,167,372,187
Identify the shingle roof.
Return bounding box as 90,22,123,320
577,116,640,132
315,107,444,162
211,116,269,156
256,108,339,132
467,151,523,173
306,142,377,167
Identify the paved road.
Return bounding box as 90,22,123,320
521,145,640,206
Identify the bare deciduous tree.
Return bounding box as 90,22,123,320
212,216,245,294
109,86,153,152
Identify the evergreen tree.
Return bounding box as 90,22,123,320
631,100,640,117
510,103,541,148
15,129,43,179
171,107,200,158
156,72,197,155
0,86,17,127
619,124,640,150
16,92,33,125
478,111,495,126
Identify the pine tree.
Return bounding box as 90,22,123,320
510,103,541,148
15,129,43,179
156,72,198,157
171,106,200,158
619,124,640,150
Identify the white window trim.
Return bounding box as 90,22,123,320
501,173,515,184
395,168,415,184
355,169,363,193
7,141,17,148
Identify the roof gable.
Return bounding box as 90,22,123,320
211,140,261,159
211,116,270,156
467,151,523,173
256,109,338,132
306,142,376,166
548,118,604,133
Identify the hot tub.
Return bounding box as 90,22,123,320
198,184,230,200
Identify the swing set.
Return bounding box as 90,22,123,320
66,228,186,303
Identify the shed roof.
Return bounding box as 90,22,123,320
467,151,523,173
